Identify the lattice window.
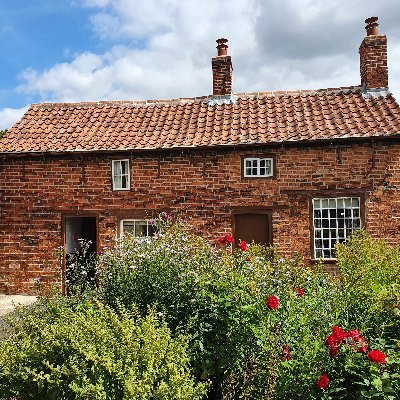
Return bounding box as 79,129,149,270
313,197,361,259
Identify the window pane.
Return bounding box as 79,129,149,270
122,222,135,235
114,175,122,189
114,161,122,175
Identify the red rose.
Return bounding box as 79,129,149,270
246,256,251,262
282,345,292,361
316,374,330,390
295,287,305,297
368,349,386,364
217,236,227,244
266,295,279,310
239,241,247,251
325,333,340,348
332,326,348,342
226,235,234,244
218,234,234,245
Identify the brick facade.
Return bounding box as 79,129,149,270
212,55,232,96
359,34,388,88
1,140,400,294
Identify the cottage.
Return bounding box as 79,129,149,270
1,17,400,294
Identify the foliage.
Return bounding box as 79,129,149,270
0,129,6,139
98,222,400,399
1,219,399,399
0,296,208,400
65,239,99,296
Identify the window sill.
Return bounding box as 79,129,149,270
310,258,337,264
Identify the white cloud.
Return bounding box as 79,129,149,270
0,106,29,130
14,0,400,105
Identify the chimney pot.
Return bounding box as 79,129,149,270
216,38,228,56
365,16,379,36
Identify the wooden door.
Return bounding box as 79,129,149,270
233,212,272,247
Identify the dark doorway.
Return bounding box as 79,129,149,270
65,217,97,256
64,217,97,294
233,212,272,247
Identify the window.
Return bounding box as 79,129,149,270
312,197,361,259
112,159,130,190
243,157,273,177
120,220,156,238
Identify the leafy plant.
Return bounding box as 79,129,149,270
0,296,208,400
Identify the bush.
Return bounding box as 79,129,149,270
0,296,208,400
100,222,391,399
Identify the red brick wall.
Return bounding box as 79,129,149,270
359,35,388,88
1,141,399,293
212,55,232,96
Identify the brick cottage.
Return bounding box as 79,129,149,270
1,17,400,294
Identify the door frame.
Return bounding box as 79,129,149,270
61,213,99,294
231,208,273,248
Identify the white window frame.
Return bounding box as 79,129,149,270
120,219,156,238
312,197,362,260
243,157,274,178
112,159,130,191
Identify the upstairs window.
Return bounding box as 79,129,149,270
112,159,130,190
120,220,156,238
312,197,361,259
243,157,274,178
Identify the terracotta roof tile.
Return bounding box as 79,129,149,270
1,86,400,154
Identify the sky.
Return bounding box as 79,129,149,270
0,0,400,130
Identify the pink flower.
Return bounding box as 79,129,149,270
368,349,386,364
316,374,330,390
266,295,279,310
239,241,247,251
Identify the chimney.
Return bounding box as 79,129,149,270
212,38,232,96
359,17,388,89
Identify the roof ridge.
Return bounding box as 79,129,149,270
31,86,369,110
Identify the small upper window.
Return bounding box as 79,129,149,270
112,159,130,190
120,220,156,238
243,157,273,178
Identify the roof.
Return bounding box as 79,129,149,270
1,86,400,154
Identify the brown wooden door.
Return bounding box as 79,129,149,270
233,213,272,247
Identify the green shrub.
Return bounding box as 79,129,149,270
336,231,400,338
0,296,207,400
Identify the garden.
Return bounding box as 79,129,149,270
0,215,399,399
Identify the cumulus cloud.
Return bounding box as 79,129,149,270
0,106,29,130
15,0,400,105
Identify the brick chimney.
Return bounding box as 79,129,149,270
359,17,388,89
212,38,232,96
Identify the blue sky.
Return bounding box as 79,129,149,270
1,0,400,129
